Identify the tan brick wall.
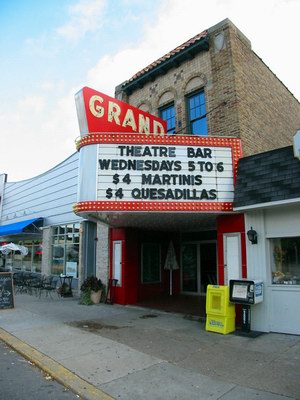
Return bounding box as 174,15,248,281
116,19,300,156
117,50,212,135
228,22,300,155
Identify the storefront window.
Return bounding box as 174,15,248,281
271,237,300,285
3,241,42,272
141,243,161,283
51,223,80,277
32,245,42,272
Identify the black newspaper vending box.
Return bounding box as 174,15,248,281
229,279,263,335
229,279,263,305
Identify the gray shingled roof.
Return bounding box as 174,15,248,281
234,146,300,208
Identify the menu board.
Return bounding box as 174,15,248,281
0,272,14,309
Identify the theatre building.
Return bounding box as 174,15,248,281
0,19,300,331
74,18,300,322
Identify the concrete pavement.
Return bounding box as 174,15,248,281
0,293,299,400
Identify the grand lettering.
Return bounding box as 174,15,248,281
89,95,165,134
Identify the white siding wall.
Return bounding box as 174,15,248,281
245,205,300,334
1,152,83,227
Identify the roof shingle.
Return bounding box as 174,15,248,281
234,146,300,208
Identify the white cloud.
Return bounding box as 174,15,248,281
40,80,67,93
2,0,300,182
19,95,46,113
56,0,107,41
85,0,300,101
0,87,80,181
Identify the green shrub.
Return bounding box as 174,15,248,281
80,276,103,292
79,289,93,305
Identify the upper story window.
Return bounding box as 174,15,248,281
187,90,208,135
159,104,176,135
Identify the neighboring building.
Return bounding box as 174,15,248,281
234,143,300,334
0,153,99,290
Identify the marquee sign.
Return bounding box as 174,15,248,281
74,134,242,213
75,87,167,135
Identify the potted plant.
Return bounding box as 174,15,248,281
80,276,103,305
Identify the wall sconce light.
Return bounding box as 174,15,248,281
247,227,258,244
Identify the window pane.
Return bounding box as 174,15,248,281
160,104,176,135
271,237,300,285
182,244,198,292
51,245,64,275
191,118,208,136
66,244,79,278
23,248,32,271
187,91,208,135
33,245,42,273
142,243,161,283
13,252,23,270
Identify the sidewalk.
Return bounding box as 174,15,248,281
0,293,299,400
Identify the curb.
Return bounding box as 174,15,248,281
0,328,114,400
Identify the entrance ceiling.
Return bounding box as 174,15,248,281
81,211,225,231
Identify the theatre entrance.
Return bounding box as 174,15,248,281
136,240,217,318
108,212,248,319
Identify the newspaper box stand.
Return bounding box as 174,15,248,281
205,285,235,334
229,279,263,334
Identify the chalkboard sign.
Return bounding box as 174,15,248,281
0,272,14,309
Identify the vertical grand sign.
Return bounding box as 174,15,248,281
75,87,167,136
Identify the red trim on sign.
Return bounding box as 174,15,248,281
74,200,233,213
76,132,241,149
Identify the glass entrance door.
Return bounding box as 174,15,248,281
181,243,199,293
200,242,217,293
181,242,217,295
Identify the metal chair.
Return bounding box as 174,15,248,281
40,275,59,299
30,273,45,297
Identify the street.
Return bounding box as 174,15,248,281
0,341,80,400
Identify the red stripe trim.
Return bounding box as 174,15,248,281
74,200,233,213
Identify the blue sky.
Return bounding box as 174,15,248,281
1,0,300,181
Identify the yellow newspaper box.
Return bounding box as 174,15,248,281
206,285,235,334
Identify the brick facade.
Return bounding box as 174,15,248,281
115,19,300,156
41,227,52,276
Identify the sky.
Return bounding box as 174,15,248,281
0,0,299,181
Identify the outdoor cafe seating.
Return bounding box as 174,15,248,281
13,271,59,299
